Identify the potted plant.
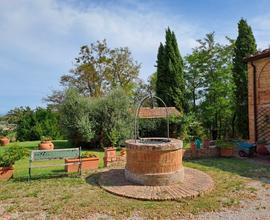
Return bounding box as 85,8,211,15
0,129,10,146
0,145,25,180
39,136,54,150
256,139,269,155
65,152,99,173
217,140,234,157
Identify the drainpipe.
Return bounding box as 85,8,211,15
251,61,257,142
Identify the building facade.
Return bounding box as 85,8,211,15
246,49,270,143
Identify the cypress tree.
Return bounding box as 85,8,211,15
156,43,167,103
232,19,257,138
156,28,185,112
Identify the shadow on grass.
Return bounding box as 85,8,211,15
12,169,80,182
187,157,270,184
85,169,137,188
85,171,103,186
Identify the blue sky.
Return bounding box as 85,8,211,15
1,0,270,114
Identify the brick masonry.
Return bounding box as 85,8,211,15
124,138,184,185
183,147,219,159
103,145,220,168
99,167,214,201
247,53,270,143
103,148,126,167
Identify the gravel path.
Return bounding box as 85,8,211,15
194,180,270,220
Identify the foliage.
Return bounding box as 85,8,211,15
179,113,206,141
0,145,26,167
232,19,257,138
156,28,186,112
184,33,235,139
59,88,95,144
216,140,234,149
15,107,62,141
81,152,97,158
60,88,133,148
0,128,8,137
138,114,205,142
41,136,52,142
5,107,30,124
46,40,140,107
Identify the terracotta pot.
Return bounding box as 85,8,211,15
220,148,234,157
65,157,99,172
0,137,10,146
39,141,54,150
0,166,14,180
104,147,116,158
257,144,269,155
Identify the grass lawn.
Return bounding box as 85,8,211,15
1,140,270,219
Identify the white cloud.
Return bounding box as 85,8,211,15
0,0,202,81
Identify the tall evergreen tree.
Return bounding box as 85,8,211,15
156,28,186,112
232,19,256,138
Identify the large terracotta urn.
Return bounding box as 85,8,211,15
39,141,54,150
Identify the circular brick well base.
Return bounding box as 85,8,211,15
99,168,214,201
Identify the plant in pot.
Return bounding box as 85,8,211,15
104,128,119,159
0,129,10,146
0,145,25,180
39,136,54,150
65,152,99,173
216,140,234,157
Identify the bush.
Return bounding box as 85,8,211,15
138,113,205,142
0,145,26,167
16,107,63,141
60,88,133,148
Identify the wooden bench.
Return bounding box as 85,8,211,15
28,148,81,181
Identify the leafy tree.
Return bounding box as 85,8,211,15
149,72,157,94
184,33,235,139
46,40,140,107
184,51,205,111
16,107,62,141
60,88,133,148
60,89,95,145
232,19,257,138
156,28,186,112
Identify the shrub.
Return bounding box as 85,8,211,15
0,145,26,167
41,136,52,142
60,88,133,148
15,107,63,141
138,113,206,142
60,88,95,145
81,152,97,158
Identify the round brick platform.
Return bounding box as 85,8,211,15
99,167,214,201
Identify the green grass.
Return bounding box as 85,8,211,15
0,140,105,179
1,140,270,219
